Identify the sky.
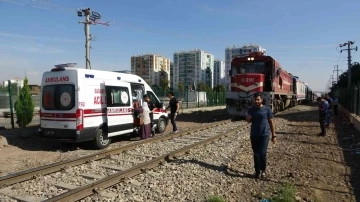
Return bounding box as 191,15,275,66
0,0,359,92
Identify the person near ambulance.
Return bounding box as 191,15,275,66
165,91,179,133
133,103,152,140
143,94,157,136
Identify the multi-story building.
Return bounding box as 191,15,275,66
170,62,174,89
2,79,24,88
131,54,171,87
214,60,226,86
173,49,214,90
225,44,267,89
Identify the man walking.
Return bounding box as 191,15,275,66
317,96,328,136
165,91,179,133
246,93,276,179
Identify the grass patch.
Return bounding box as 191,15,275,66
271,182,297,202
207,194,226,202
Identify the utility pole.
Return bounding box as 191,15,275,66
333,65,340,84
339,41,358,87
77,8,110,69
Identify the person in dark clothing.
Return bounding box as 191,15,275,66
317,96,328,136
333,96,338,116
324,94,333,126
246,93,276,179
143,94,157,136
165,91,179,133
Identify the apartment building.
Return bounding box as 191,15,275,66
225,44,267,89
173,49,214,90
170,62,174,89
131,54,171,87
214,60,226,86
2,79,24,88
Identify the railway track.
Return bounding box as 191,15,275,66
0,119,247,202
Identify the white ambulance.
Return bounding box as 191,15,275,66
39,63,169,149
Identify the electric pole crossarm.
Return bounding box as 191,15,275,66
338,41,358,87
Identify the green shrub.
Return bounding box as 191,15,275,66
14,77,34,128
207,194,226,202
271,182,297,202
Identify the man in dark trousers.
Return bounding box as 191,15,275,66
246,93,276,179
324,94,333,127
143,94,156,136
165,91,179,133
333,96,339,116
317,96,328,136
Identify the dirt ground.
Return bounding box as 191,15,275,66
0,109,230,177
0,105,359,202
227,104,359,202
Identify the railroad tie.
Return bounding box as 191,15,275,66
0,187,47,202
80,173,105,180
48,181,78,190
98,164,126,171
116,158,143,164
98,191,118,199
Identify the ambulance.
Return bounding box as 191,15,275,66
39,63,169,149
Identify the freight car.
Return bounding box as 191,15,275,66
225,52,314,118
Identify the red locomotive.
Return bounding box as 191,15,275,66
226,52,314,117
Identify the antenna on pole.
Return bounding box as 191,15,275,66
77,8,111,70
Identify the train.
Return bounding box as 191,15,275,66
225,51,315,118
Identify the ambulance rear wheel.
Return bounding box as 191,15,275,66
93,128,111,149
156,117,167,133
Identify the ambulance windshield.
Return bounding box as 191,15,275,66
42,84,75,110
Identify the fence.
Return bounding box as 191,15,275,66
0,95,40,129
0,90,226,129
152,88,226,109
337,84,360,115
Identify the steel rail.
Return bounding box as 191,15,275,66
0,120,232,188
45,124,249,202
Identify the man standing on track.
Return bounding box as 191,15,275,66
317,96,328,136
246,93,276,179
165,91,179,133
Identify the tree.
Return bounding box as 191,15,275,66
159,78,170,89
331,62,360,91
197,82,211,91
213,84,226,92
178,82,184,94
14,77,34,128
0,83,19,95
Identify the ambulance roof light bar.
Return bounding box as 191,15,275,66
52,63,77,72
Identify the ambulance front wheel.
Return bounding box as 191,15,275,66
93,128,111,149
156,117,167,133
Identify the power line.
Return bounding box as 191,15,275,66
3,0,359,49
0,0,69,12
31,0,74,13
0,32,83,43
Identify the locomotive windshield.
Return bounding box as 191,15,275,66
231,61,265,75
